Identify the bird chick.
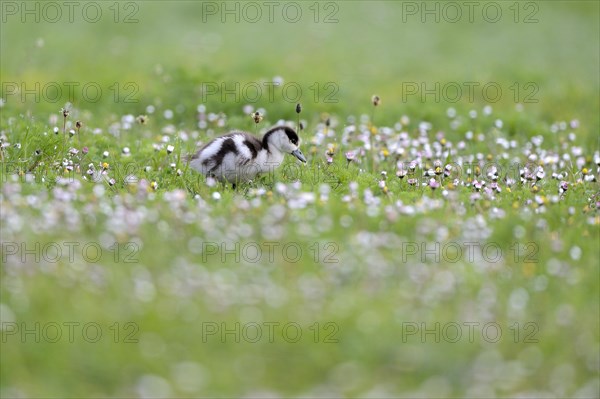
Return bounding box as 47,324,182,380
189,126,306,187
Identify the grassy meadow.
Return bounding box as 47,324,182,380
1,1,599,397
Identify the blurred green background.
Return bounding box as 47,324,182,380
2,1,599,141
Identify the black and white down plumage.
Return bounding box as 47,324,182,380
189,126,306,184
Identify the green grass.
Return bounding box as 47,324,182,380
1,1,599,398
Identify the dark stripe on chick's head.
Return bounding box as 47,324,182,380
282,126,299,146
262,126,299,151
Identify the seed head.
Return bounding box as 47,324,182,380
296,103,302,114
75,121,82,129
326,143,336,156
253,111,263,124
372,95,381,106
136,115,148,125
61,108,70,118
